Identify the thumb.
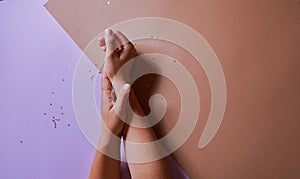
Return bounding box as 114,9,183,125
105,29,117,58
112,83,131,120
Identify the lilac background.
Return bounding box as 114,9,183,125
0,1,189,179
0,0,94,178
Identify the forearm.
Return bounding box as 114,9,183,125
123,127,170,179
89,128,122,179
89,151,121,179
122,90,171,179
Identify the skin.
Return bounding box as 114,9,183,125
89,29,170,179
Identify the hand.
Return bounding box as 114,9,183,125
100,71,131,138
99,29,137,96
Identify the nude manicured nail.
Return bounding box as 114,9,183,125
123,84,131,90
105,29,112,35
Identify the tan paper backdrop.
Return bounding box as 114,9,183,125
45,0,300,178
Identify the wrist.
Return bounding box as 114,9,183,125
97,127,121,156
112,78,128,96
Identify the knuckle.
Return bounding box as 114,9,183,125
126,41,134,48
108,37,114,44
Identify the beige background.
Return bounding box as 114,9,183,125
45,0,300,178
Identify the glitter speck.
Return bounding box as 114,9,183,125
107,1,111,5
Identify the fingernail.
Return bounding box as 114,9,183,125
123,83,131,90
105,29,112,35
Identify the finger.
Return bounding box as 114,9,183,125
113,33,123,50
101,68,113,110
115,31,135,60
115,31,131,48
101,67,111,90
105,29,117,58
115,31,129,46
112,84,131,119
98,36,106,47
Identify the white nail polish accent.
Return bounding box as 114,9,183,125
105,29,111,35
123,84,130,90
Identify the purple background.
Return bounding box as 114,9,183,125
0,1,188,179
0,0,94,178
